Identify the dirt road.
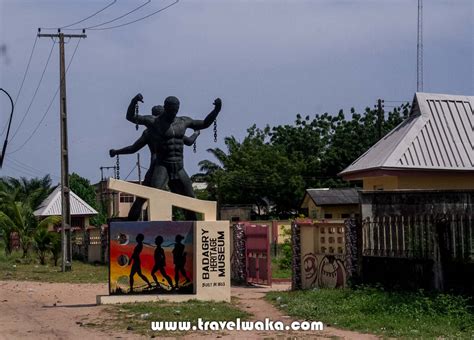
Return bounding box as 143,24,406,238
0,280,377,339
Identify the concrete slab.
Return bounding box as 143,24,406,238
96,293,230,305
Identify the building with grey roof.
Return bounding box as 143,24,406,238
340,92,473,190
34,186,98,230
300,188,360,219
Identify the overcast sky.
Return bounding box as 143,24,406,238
0,0,472,184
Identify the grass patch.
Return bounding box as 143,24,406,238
271,258,291,279
101,299,251,336
266,286,474,338
0,248,107,283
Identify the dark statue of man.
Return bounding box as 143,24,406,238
110,102,199,220
109,93,222,221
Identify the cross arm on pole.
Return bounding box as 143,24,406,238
38,33,87,38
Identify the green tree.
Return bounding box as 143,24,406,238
0,175,53,210
270,104,409,189
0,199,60,257
198,126,305,217
195,102,410,217
0,175,55,256
69,173,106,226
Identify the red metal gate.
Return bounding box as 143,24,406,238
244,223,272,285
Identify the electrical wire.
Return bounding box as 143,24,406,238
3,161,44,178
88,0,179,31
7,157,60,179
7,38,82,155
82,0,151,30
9,40,55,143
42,0,117,30
124,164,137,180
0,36,38,137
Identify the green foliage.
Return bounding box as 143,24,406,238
196,103,410,218
69,172,106,226
271,258,291,279
197,127,305,217
0,175,55,256
0,175,53,210
34,228,52,265
267,286,474,338
0,194,60,258
49,232,61,266
276,226,293,271
277,241,292,271
0,244,107,282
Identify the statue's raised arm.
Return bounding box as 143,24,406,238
184,98,222,130
126,93,155,128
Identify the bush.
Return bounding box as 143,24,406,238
277,241,292,270
50,232,61,266
276,226,292,270
34,228,51,265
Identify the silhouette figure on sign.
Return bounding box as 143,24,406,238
129,233,152,293
151,235,173,290
172,234,190,289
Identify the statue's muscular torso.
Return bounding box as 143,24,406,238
149,116,190,163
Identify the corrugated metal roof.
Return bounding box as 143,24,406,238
340,92,474,176
34,186,98,217
306,188,359,205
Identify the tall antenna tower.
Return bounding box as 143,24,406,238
417,0,423,92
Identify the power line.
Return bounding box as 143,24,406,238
7,157,60,179
0,36,38,137
9,40,55,142
42,0,117,30
124,164,137,180
7,38,82,155
88,0,179,31
82,0,151,30
3,160,45,178
11,156,60,178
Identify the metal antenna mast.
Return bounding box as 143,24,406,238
417,0,423,92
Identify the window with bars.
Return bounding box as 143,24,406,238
119,193,135,203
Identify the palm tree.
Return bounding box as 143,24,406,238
0,175,53,210
196,136,239,179
0,175,54,256
0,199,60,257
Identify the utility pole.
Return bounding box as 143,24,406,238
137,153,143,220
137,153,142,185
38,29,86,272
375,99,384,139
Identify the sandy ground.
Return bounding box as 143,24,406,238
0,280,378,340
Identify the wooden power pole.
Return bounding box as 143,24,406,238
38,29,86,272
137,153,142,185
137,153,143,220
376,99,384,139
